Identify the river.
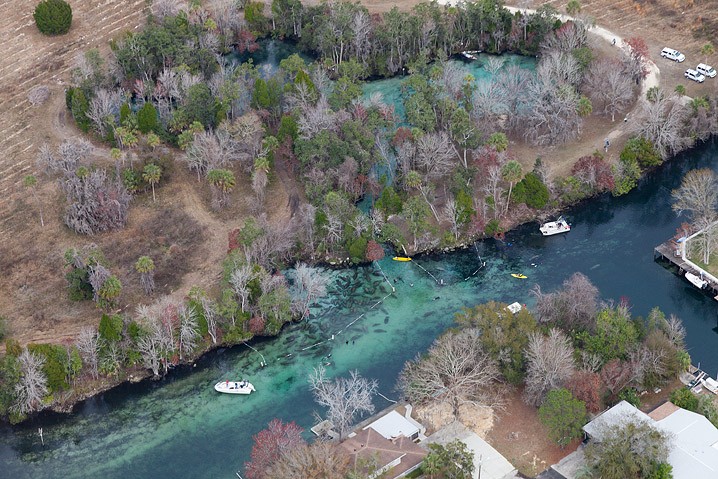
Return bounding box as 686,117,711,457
1,43,718,479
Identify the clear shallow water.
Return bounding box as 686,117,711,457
2,138,718,478
362,54,537,122
3,40,718,478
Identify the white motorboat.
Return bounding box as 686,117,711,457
214,380,256,395
685,272,708,290
461,50,481,60
539,216,570,236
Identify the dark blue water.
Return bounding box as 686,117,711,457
1,38,717,478
1,138,716,479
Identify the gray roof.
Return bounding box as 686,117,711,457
582,400,652,440
584,401,718,479
655,407,718,478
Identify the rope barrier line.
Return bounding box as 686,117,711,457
377,392,397,404
299,266,395,352
412,261,440,284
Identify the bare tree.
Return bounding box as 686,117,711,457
87,88,123,137
13,348,48,416
538,51,582,87
297,97,336,140
290,263,328,321
265,442,349,479
88,264,111,303
297,203,317,255
136,301,176,378
632,93,691,159
230,264,254,315
76,326,102,379
531,272,600,331
523,75,582,146
692,217,718,264
199,297,219,344
415,131,455,181
443,196,460,240
671,168,718,225
63,168,131,235
629,344,667,388
484,56,506,76
664,314,686,348
523,328,575,406
308,366,377,440
152,0,188,21
27,85,50,106
178,305,199,360
398,328,503,419
584,59,634,121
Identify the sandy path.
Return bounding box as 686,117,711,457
504,6,660,149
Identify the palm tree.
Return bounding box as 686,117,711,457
23,175,44,227
207,169,236,208
134,256,155,295
142,163,162,202
501,160,523,215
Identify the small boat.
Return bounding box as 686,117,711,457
685,272,708,290
461,50,481,60
214,380,256,395
511,273,527,279
506,302,523,314
540,216,571,236
392,257,412,262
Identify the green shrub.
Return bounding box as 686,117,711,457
65,267,93,301
539,388,587,447
0,355,20,418
27,343,80,392
0,316,7,341
513,172,550,209
618,387,641,408
375,186,403,216
137,102,158,134
34,0,72,36
484,219,501,237
347,236,368,263
70,88,90,133
621,137,662,170
99,314,124,342
670,387,699,411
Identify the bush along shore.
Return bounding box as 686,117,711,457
4,0,718,423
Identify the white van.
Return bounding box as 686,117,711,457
661,47,686,62
696,63,716,78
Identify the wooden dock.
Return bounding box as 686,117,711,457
654,240,718,301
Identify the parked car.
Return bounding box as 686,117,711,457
696,63,716,78
685,69,706,83
661,47,686,62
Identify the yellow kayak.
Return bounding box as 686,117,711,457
511,273,527,279
392,257,412,262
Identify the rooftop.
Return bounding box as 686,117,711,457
426,421,517,479
582,400,652,440
654,404,718,478
584,400,718,479
364,410,421,440
338,428,426,479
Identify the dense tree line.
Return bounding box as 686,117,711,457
397,274,690,449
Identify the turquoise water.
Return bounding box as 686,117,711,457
2,40,718,477
2,139,718,478
362,54,537,122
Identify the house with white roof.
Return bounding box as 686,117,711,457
580,400,718,479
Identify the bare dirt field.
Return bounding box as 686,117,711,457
1,0,716,346
486,387,582,477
